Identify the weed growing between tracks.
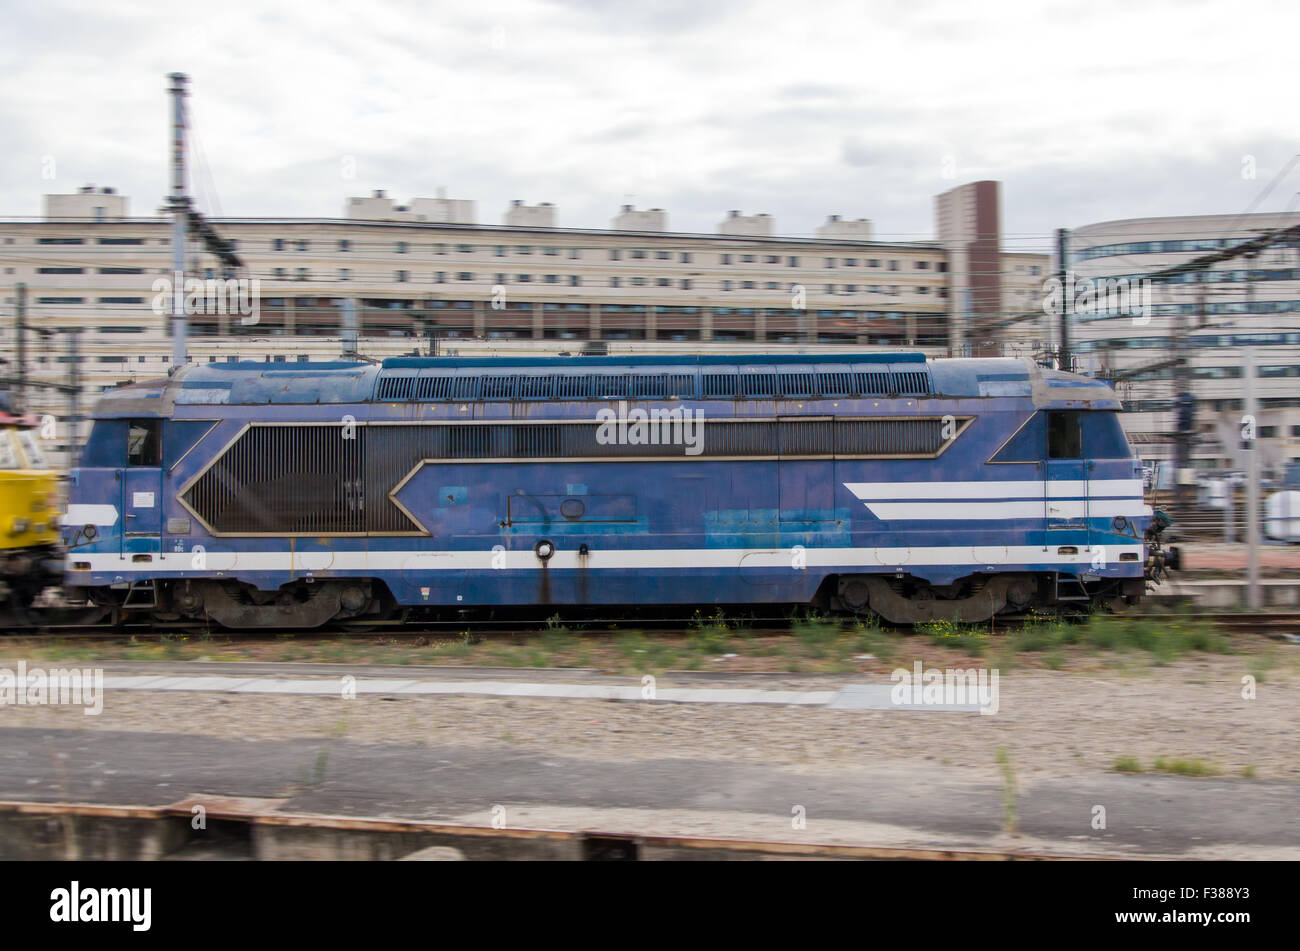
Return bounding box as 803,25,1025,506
996,746,1018,836
1110,755,1224,777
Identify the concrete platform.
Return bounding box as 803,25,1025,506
1152,578,1300,608
95,673,841,707
0,728,1294,859
1178,542,1300,571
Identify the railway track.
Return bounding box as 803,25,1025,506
1149,611,1300,637
2,608,1296,641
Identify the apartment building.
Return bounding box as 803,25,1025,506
1069,212,1300,473
2,184,1050,463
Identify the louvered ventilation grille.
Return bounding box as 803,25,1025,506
376,367,933,401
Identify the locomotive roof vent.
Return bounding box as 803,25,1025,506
373,365,932,403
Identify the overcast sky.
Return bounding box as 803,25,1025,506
1,0,1295,250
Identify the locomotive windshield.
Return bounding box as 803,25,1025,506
0,431,18,469
16,430,49,469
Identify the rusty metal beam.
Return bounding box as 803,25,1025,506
0,798,1096,861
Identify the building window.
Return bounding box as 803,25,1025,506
609,249,621,261
273,268,287,279
435,243,447,254
722,280,733,291
721,254,733,265
656,251,670,260
787,256,799,267
630,250,646,259
569,248,581,259
741,254,755,263
681,252,692,264
888,260,899,271
544,274,558,283
517,246,532,255
457,244,475,253
457,272,474,281
296,240,309,252
867,259,879,267
396,241,408,254
916,261,929,269
630,277,646,287
273,239,285,251
338,268,350,281
435,272,446,283
516,274,532,283
568,276,581,287
296,268,309,281
543,247,559,256
681,279,692,290
610,277,621,287
843,258,857,266
765,255,779,264
825,258,836,268
742,281,755,289
338,239,351,252
395,270,408,282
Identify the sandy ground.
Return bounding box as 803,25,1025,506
1,652,1293,783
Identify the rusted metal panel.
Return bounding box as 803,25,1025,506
0,798,1096,861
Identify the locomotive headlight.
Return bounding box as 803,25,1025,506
534,539,555,561
9,517,30,536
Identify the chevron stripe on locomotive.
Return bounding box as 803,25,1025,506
61,353,1176,629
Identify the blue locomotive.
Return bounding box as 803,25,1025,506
61,353,1173,628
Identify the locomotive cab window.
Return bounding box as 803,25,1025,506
126,419,161,467
17,430,48,469
0,433,17,470
1047,411,1081,459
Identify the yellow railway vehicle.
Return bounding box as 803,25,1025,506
0,412,62,609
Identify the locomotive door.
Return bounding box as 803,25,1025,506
778,417,835,523
1044,411,1090,549
120,419,163,552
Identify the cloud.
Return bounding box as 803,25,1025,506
0,0,1295,244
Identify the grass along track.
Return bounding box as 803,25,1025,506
1,608,1292,676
